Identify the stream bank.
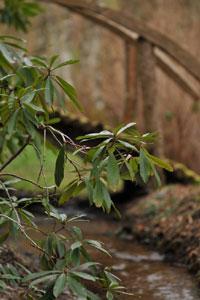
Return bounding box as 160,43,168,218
126,184,200,287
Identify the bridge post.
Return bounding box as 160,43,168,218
137,39,157,131
137,38,165,185
137,38,164,155
123,42,138,122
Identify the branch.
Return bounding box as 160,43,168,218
0,173,55,190
0,136,30,172
46,125,89,153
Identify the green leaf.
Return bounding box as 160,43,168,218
146,152,173,172
70,271,96,282
0,35,25,42
117,140,138,152
0,274,21,280
71,241,82,251
151,163,161,187
70,248,80,267
30,274,57,287
102,186,112,213
93,180,104,207
7,109,19,135
129,157,139,173
45,77,54,104
77,130,113,141
139,148,151,183
70,226,83,240
55,75,82,110
24,102,44,113
19,209,36,227
21,90,36,103
78,262,100,271
106,291,114,300
53,273,67,297
107,153,120,190
4,42,27,52
58,181,78,205
73,181,85,196
85,178,93,205
0,44,15,63
124,157,138,181
0,73,15,81
23,270,59,282
45,117,60,125
53,59,79,70
31,56,47,68
142,132,158,143
54,146,65,187
67,275,87,298
116,122,136,136
86,240,110,256
0,280,7,290
49,55,59,68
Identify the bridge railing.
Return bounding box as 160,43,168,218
43,0,200,159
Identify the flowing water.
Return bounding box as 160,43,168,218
11,214,200,300
69,218,200,300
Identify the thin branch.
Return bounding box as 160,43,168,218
0,213,42,252
46,125,89,153
65,154,82,181
0,173,55,190
42,128,50,203
48,127,83,180
0,214,53,259
0,180,18,220
0,136,30,172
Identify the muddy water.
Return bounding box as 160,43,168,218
12,216,199,300
70,219,199,300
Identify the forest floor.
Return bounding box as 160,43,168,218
126,184,200,286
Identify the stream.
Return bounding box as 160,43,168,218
67,218,200,300
10,210,200,300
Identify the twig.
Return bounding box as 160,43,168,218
46,125,89,153
0,136,30,172
0,173,55,190
65,154,82,181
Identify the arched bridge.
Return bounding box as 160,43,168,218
43,0,199,121
42,0,200,171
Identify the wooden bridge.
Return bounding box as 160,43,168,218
44,0,199,116
43,0,200,169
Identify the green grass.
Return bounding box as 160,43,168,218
4,145,82,191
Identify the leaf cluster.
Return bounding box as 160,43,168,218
0,0,42,32
0,34,173,299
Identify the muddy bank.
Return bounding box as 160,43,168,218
126,184,200,285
